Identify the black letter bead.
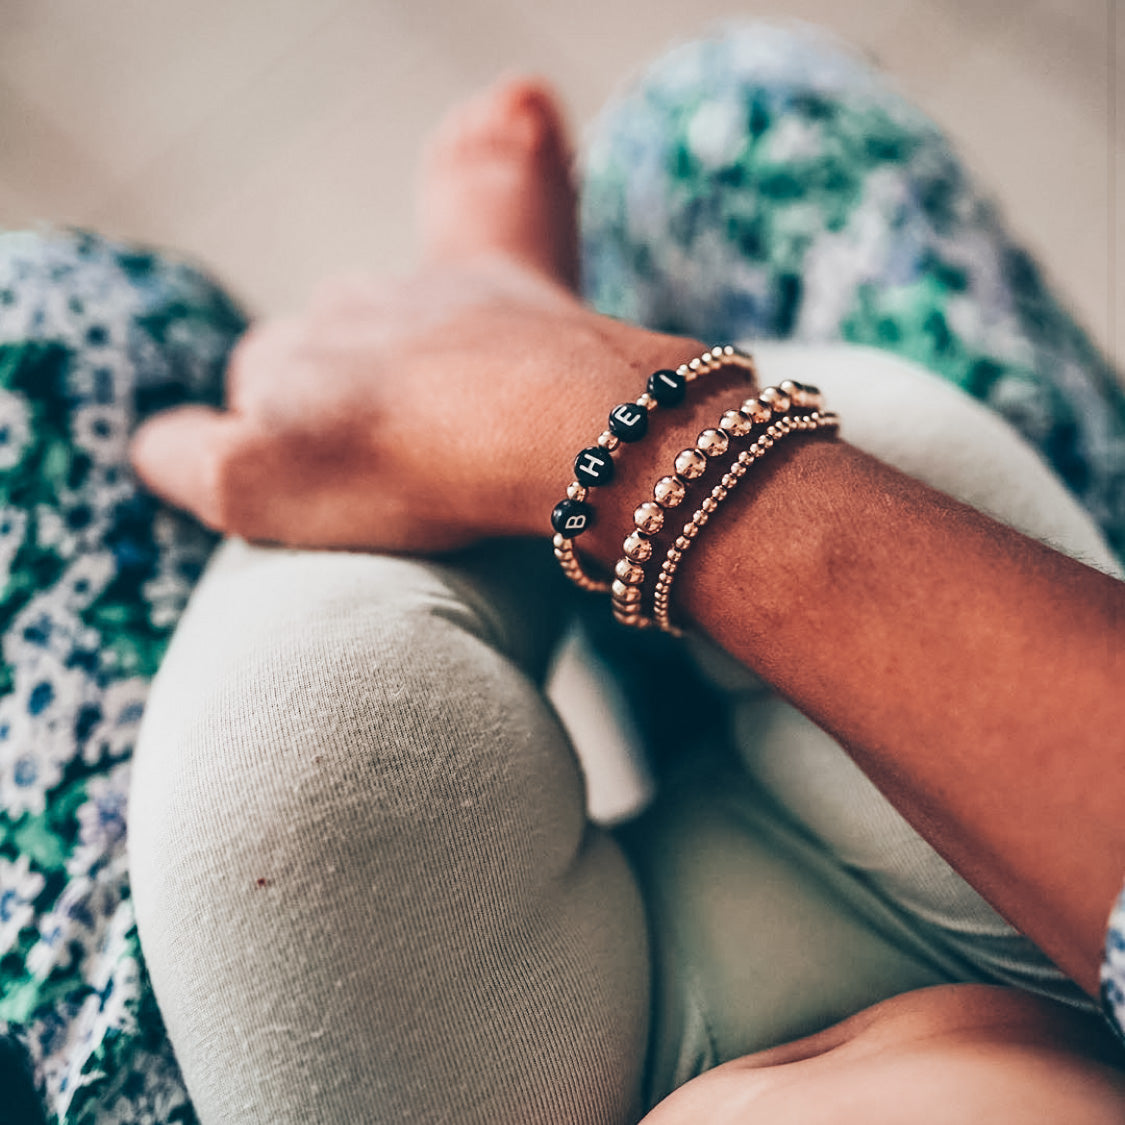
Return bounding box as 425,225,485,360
551,498,594,537
574,446,615,487
608,402,648,442
647,368,687,407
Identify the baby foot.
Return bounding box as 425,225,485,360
418,76,580,290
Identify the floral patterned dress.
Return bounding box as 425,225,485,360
1,22,1122,1123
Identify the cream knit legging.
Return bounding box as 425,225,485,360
129,346,1120,1123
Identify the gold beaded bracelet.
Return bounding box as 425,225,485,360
610,380,835,631
551,345,757,593
652,407,839,634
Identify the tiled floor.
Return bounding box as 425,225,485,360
1,0,1121,364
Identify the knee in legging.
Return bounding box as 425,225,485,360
131,548,650,1125
130,547,588,932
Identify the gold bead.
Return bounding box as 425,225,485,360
634,501,665,534
721,473,736,488
624,532,653,561
711,485,727,501
597,430,620,451
615,558,645,584
793,382,822,409
653,475,687,507
668,549,682,562
697,511,710,526
567,481,588,501
612,579,643,604
741,398,772,424
719,409,753,437
697,428,729,458
674,448,707,480
637,392,656,410
675,535,690,550
683,522,699,539
701,498,717,513
760,386,791,412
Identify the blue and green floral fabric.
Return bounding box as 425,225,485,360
0,229,244,1122
582,23,1125,558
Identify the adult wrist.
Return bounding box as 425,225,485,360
570,344,759,573
542,328,844,634
513,324,710,538
540,328,762,567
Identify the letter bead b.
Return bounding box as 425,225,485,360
551,498,593,537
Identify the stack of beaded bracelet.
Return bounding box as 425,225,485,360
551,345,757,592
611,380,838,633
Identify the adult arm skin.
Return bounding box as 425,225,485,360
578,370,1125,997
131,261,1125,997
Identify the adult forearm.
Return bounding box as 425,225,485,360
586,413,1124,993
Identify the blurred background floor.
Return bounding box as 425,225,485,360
1,0,1121,366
